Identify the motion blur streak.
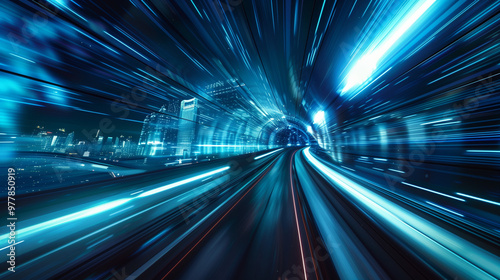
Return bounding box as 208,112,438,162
253,148,284,160
161,155,279,279
4,198,131,238
138,166,230,197
1,0,500,279
302,147,500,279
342,0,436,93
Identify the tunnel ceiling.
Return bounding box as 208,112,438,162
2,0,500,149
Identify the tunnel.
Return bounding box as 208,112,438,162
1,0,500,279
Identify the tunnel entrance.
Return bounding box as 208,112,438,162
271,127,309,147
257,116,315,149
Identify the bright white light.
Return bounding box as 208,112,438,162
307,125,313,134
342,54,378,93
270,118,275,121
139,166,230,197
342,0,435,93
374,0,436,60
282,116,286,118
313,111,325,124
420,118,453,125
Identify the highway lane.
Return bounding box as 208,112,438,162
294,149,438,279
2,147,500,279
0,149,284,279
158,147,439,280
298,147,500,279
152,149,313,280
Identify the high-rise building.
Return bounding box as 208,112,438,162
176,98,198,158
205,79,249,154
163,101,181,155
206,79,245,111
33,126,51,151
138,100,180,156
95,135,104,155
102,136,114,155
64,132,74,150
51,128,69,153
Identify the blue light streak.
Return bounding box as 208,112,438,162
341,0,436,93
138,166,230,197
254,148,284,160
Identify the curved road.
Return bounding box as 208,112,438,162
2,148,500,279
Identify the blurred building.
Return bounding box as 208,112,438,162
204,79,249,155
176,98,198,158
138,101,180,156
206,78,245,111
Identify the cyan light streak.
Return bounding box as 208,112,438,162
401,181,465,202
295,149,380,279
426,201,464,217
0,166,230,243
303,147,500,279
138,166,230,197
456,193,500,206
466,150,500,154
420,118,453,125
342,0,436,93
196,144,260,147
388,168,405,174
254,148,284,160
128,156,280,277
10,199,131,238
0,240,24,252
